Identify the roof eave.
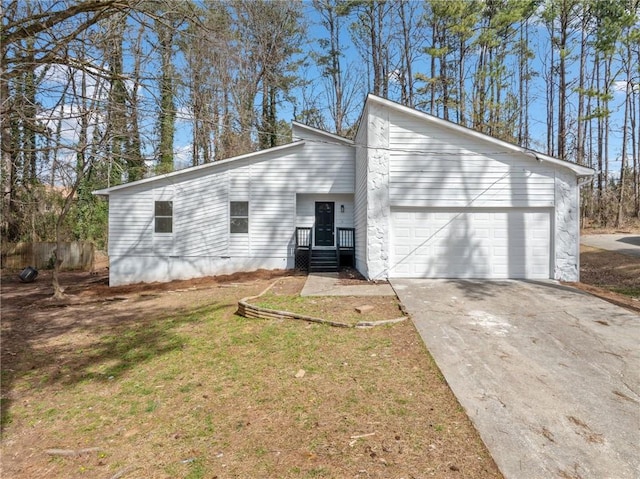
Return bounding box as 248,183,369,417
93,140,306,196
365,94,595,178
291,121,354,144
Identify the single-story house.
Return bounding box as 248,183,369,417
94,94,594,286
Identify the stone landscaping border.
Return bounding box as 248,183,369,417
237,278,408,328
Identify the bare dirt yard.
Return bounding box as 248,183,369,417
570,245,640,313
571,226,640,313
1,269,502,479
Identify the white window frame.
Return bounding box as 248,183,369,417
230,201,249,234
154,200,173,234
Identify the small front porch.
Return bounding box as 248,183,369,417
295,226,355,272
294,194,355,273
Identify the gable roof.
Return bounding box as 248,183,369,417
93,121,356,197
364,94,595,178
93,140,306,196
292,121,354,145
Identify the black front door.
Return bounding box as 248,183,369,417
315,202,334,246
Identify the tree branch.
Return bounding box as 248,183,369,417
1,1,129,45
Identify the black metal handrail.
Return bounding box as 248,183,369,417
295,226,314,272
337,228,355,250
295,227,312,249
336,228,355,270
308,227,313,269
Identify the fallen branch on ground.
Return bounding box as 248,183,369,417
45,447,100,457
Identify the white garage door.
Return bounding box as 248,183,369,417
390,208,551,279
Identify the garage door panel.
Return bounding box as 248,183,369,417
532,229,548,239
394,227,410,238
390,208,551,279
474,228,490,239
491,248,509,258
532,246,548,256
414,228,431,238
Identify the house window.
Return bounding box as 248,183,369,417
230,201,249,234
155,200,173,233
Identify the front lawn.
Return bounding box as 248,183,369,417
1,272,502,478
250,277,405,326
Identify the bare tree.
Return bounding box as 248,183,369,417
231,0,304,150
2,1,150,297
312,0,362,134
339,0,396,98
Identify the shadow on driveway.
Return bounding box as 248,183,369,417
392,278,640,479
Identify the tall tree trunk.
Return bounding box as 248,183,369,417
369,4,381,96
458,37,466,126
24,36,38,185
398,0,414,107
156,18,176,174
53,69,88,299
616,38,633,227
127,24,144,180
597,61,605,220
473,42,487,130
329,2,344,132
0,1,9,239
557,9,568,161
429,24,437,114
604,56,612,201
635,38,640,218
617,72,630,227
107,16,128,184
547,19,555,156
576,9,588,166
260,80,269,149
518,20,529,147
441,26,449,122
635,57,640,217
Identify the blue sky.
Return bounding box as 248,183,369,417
34,2,633,181
175,3,632,178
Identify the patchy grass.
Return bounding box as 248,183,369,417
574,245,640,312
610,286,640,297
1,273,502,478
580,245,640,299
247,276,405,326
253,292,404,326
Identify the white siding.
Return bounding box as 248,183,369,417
245,130,354,195
354,104,369,277
228,165,250,256
106,126,355,284
249,190,293,256
108,190,154,256
175,170,228,256
296,194,354,249
104,96,587,286
387,110,556,208
356,96,584,281
296,194,354,228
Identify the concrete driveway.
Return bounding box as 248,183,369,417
391,279,640,479
581,233,640,257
